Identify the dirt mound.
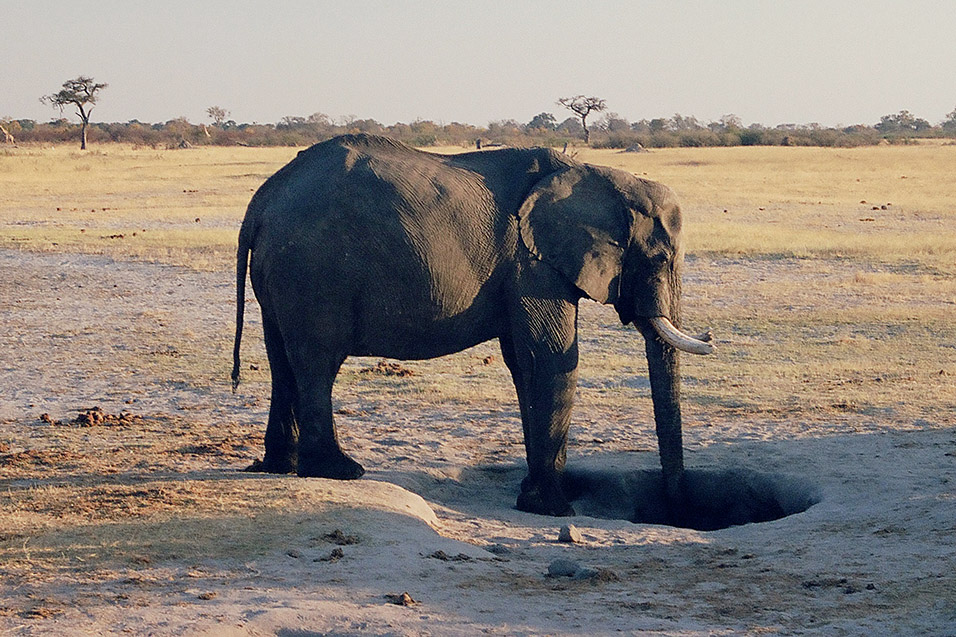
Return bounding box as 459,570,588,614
38,406,143,427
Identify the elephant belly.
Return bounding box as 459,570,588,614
349,284,506,360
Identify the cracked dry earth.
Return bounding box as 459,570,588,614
1,248,954,636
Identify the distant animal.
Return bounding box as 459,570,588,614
232,134,713,516
0,123,15,145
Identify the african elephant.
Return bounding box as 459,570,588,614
232,134,713,517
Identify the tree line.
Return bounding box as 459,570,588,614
4,76,956,150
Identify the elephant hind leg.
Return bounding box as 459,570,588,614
284,338,364,480
255,313,299,473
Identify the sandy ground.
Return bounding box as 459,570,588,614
1,248,954,636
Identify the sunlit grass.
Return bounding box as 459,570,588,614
0,144,297,269
575,145,956,273
3,142,955,272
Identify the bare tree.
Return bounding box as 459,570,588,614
40,76,108,149
557,95,607,144
206,106,230,127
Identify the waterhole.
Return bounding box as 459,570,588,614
563,466,820,531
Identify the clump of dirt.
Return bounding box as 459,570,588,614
358,360,415,377
320,529,361,545
0,447,85,469
38,407,143,427
174,440,253,458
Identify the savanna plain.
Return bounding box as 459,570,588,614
0,142,954,635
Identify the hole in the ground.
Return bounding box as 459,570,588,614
563,466,820,531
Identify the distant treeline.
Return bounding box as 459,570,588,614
4,109,956,149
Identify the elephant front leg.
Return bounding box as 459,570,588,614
503,297,580,517
514,363,578,517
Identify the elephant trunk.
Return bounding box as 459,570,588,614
636,268,713,520
643,329,685,509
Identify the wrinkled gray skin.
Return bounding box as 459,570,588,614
233,134,697,517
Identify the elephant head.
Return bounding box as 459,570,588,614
518,163,713,507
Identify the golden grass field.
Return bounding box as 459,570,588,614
1,141,954,633
3,142,954,271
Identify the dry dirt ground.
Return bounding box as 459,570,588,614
1,247,954,636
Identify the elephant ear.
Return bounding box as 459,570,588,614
518,166,629,304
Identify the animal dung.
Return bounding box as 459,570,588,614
38,407,142,427
358,360,415,377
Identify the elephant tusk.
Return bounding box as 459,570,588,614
649,317,715,355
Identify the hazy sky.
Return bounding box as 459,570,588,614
5,1,956,128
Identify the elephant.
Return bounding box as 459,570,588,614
232,133,713,517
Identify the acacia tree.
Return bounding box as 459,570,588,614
206,106,230,127
557,95,607,144
40,76,108,149
943,106,956,133
526,112,557,131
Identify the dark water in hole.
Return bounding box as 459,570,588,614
563,466,821,531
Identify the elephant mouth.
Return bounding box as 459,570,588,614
649,316,714,355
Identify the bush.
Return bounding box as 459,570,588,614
10,111,948,149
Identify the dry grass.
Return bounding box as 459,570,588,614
574,145,956,272
4,143,955,272
0,145,298,269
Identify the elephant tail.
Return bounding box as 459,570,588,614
232,221,252,392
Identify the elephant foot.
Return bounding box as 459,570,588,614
516,476,575,517
297,449,365,480
244,455,296,474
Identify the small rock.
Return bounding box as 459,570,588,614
197,592,217,601
286,549,301,559
426,550,472,562
547,559,581,578
486,544,511,555
385,592,417,606
577,567,621,583
315,547,344,563
558,524,583,543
